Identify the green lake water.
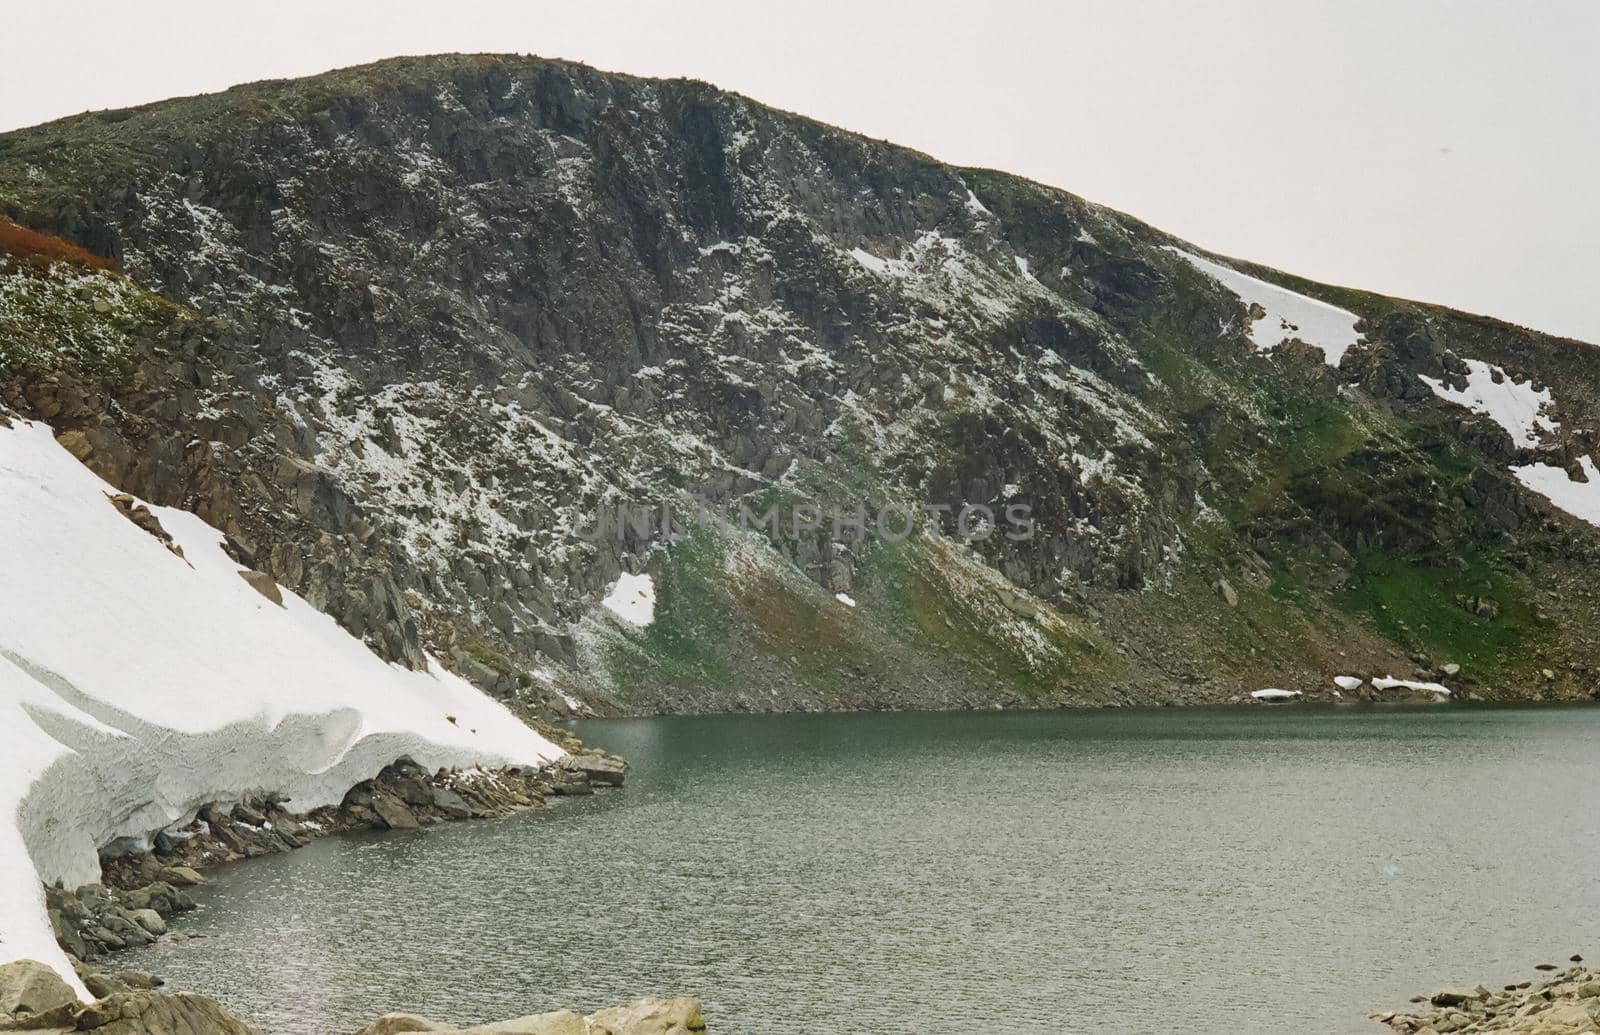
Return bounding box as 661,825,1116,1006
132,704,1600,1034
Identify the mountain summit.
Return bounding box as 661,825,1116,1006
4,53,1599,713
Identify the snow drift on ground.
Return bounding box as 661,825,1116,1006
1371,676,1452,695
1168,248,1364,367
0,418,562,990
601,572,656,627
1512,457,1600,527
1419,360,1558,448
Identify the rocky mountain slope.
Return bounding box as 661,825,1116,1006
4,53,1600,715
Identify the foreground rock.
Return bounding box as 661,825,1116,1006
0,960,79,1029
4,958,701,1035
0,961,255,1033
354,996,705,1035
1373,963,1599,1033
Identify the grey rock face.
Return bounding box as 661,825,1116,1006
7,54,1600,711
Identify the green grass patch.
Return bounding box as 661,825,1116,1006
1340,550,1547,680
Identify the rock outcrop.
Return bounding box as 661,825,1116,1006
353,996,706,1035
0,961,255,1034
4,958,701,1035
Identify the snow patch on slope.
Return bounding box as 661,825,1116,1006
1371,676,1452,695
1419,360,1557,448
0,419,562,988
1512,457,1600,527
602,572,656,627
1168,248,1364,366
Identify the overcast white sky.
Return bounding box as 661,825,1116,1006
4,0,1596,342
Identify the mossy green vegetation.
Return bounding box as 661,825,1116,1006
1339,550,1549,683
597,523,740,701
0,258,180,381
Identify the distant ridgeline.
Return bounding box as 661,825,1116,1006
4,52,1600,715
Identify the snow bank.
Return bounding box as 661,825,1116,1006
834,592,857,608
0,419,562,989
601,572,656,627
1333,675,1364,691
1419,359,1557,448
1251,688,1301,701
1512,457,1600,527
1371,676,1452,695
1168,248,1364,367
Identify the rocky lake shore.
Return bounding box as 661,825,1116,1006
1373,960,1600,1033
1,957,705,1034
13,750,631,1033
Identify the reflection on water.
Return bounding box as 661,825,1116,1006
133,705,1600,1034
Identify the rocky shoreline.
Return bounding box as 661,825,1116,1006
29,750,626,1028
2,958,705,1034
1372,959,1599,1033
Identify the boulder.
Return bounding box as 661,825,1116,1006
236,569,284,607
462,1010,584,1034
114,972,162,992
558,753,627,787
353,1014,458,1034
1530,1000,1600,1029
371,794,420,831
351,999,705,1035
429,787,475,820
1430,987,1484,1007
73,991,260,1034
585,998,706,1035
126,909,167,937
81,974,131,1000
157,867,203,888
0,960,78,1027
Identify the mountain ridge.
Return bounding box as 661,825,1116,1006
4,51,1600,715
6,52,1591,349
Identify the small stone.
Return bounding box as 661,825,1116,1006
238,569,284,606
1431,988,1482,1008
1440,662,1461,676
160,865,205,887
117,969,163,990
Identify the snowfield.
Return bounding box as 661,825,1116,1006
1512,457,1600,526
1419,359,1558,448
1168,248,1365,367
0,418,562,990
